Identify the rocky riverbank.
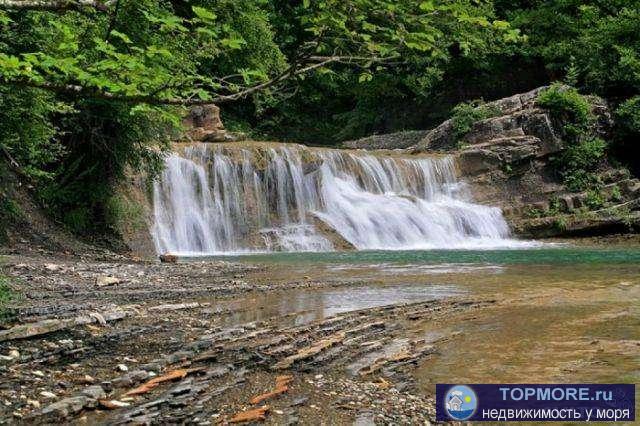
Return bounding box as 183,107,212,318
1,251,497,424
2,240,640,425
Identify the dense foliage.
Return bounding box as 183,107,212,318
0,0,639,236
538,84,607,193
0,0,519,234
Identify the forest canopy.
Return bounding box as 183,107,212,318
1,0,639,234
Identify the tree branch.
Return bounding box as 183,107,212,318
8,54,393,106
0,0,115,12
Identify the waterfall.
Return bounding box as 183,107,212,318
151,143,517,254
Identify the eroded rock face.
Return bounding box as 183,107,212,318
412,87,554,155
408,86,638,237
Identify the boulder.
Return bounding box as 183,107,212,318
183,105,224,131
181,104,246,143
159,254,178,263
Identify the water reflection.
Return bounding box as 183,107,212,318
206,283,462,327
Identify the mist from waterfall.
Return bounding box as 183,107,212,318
152,143,523,254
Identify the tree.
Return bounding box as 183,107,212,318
0,0,519,233
0,0,519,108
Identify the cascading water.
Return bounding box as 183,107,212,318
151,143,520,254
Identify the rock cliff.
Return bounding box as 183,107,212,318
408,87,640,237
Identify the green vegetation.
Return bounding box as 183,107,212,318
553,216,568,232
558,138,607,192
537,84,592,137
0,165,22,243
537,84,607,193
450,100,501,145
615,96,640,164
0,1,638,237
0,0,520,236
105,193,147,235
584,189,605,210
0,273,16,324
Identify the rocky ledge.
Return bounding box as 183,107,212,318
405,87,640,238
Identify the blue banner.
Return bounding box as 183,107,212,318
436,384,635,422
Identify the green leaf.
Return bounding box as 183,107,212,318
358,72,373,83
0,11,12,25
221,37,246,49
192,6,217,22
419,1,435,11
111,30,133,44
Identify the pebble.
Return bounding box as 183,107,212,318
290,396,308,407
80,375,95,384
39,391,57,399
32,371,45,378
116,364,128,372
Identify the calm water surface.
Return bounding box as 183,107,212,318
194,246,640,393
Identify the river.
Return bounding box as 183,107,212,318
192,246,640,391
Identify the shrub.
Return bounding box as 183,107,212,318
610,186,623,202
537,83,593,134
450,100,501,145
616,96,640,136
558,138,606,192
584,190,605,209
553,216,568,232
614,97,640,174
539,84,611,194
548,196,562,215
0,192,22,244
105,194,146,235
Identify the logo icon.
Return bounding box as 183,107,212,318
445,385,478,421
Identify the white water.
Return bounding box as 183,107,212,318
152,143,526,254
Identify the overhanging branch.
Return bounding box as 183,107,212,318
0,0,115,12
7,54,395,106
